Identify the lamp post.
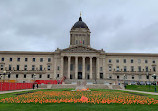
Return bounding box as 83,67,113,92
33,74,36,83
123,74,126,88
3,70,6,83
152,74,157,92
146,72,150,91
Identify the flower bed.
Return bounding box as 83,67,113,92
0,91,158,105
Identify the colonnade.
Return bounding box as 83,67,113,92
60,56,100,79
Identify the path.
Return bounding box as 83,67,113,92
119,89,158,95
0,89,35,94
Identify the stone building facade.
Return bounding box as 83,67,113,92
0,16,157,84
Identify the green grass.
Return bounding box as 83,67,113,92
1,88,158,111
1,103,158,111
126,85,158,92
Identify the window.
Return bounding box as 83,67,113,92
17,58,20,62
70,74,72,79
47,74,50,78
78,64,82,71
25,58,28,62
76,40,78,44
31,74,34,78
83,40,84,44
145,66,148,72
100,67,103,71
40,65,43,71
40,58,43,62
117,75,119,79
32,65,35,71
145,60,148,63
109,66,112,71
146,73,149,79
47,65,51,70
116,66,119,71
57,74,59,78
131,66,134,72
48,58,51,62
17,65,20,70
9,65,11,70
138,66,141,72
70,64,73,71
153,66,156,72
16,74,19,78
39,74,42,78
32,58,36,62
116,59,119,63
153,60,156,63
24,74,26,78
1,58,4,61
24,65,27,70
138,75,142,79
138,59,141,63
87,65,90,71
131,59,133,63
123,59,126,63
124,66,127,72
10,58,12,62
132,75,134,79
0,65,3,70
100,73,103,79
87,74,90,79
8,74,10,78
57,66,60,70
109,59,112,63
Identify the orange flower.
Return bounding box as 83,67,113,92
80,96,88,102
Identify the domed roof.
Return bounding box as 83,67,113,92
72,17,89,29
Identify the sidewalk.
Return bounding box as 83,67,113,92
119,89,158,95
0,89,35,94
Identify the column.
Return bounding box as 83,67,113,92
90,57,93,79
96,57,100,79
60,56,64,78
68,56,71,79
82,57,85,79
75,56,78,79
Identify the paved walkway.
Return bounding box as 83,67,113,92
1,89,158,96
0,89,35,94
119,89,158,95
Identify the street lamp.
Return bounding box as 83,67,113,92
146,72,150,91
123,74,126,88
152,74,157,92
33,74,36,83
3,70,6,83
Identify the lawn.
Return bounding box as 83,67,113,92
1,89,158,111
126,85,158,92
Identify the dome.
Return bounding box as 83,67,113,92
72,17,89,29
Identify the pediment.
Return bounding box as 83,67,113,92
62,46,99,53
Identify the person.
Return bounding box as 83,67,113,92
33,84,35,89
37,84,38,89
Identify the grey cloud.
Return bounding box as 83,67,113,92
0,0,158,53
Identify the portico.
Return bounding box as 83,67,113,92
60,55,100,80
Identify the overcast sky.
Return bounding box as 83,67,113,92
0,0,158,53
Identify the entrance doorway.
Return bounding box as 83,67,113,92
78,72,82,79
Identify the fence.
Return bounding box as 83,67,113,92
0,82,33,91
35,80,61,84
